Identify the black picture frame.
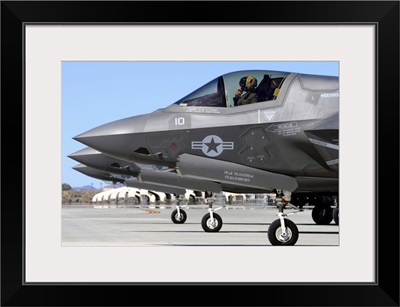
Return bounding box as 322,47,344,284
1,1,399,306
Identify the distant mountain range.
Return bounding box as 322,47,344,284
72,184,124,190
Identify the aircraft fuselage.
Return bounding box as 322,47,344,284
75,71,339,191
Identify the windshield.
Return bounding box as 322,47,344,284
173,70,290,108
174,76,226,107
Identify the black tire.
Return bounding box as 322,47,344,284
333,207,339,225
171,209,187,224
312,204,333,225
201,213,223,232
267,219,299,246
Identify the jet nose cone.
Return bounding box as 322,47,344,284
68,146,98,157
73,115,146,162
69,146,142,176
68,147,100,164
74,116,141,142
72,163,86,171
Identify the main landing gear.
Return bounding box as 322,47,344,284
291,193,339,226
333,206,339,225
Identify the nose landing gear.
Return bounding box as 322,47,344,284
267,190,300,246
171,195,188,224
200,193,224,232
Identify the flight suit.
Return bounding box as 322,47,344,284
236,91,259,105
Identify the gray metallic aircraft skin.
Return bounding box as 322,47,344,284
70,146,277,196
69,148,204,195
69,147,141,177
73,163,188,195
74,70,339,194
68,146,168,177
72,164,126,184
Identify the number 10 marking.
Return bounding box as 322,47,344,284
175,117,185,125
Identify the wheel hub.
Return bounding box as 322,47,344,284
276,227,292,243
207,218,218,229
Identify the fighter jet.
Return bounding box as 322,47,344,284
73,69,339,245
68,146,170,178
69,147,208,222
69,147,142,177
69,146,276,223
72,163,126,184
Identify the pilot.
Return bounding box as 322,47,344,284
233,75,259,106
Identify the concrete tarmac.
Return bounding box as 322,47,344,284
62,204,339,247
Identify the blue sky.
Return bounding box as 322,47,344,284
62,61,339,188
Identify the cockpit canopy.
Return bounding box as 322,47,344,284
174,70,290,108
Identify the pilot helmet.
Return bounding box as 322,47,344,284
239,76,258,91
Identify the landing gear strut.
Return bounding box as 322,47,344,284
171,195,188,224
267,190,300,246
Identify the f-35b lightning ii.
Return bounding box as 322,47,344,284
73,69,339,245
